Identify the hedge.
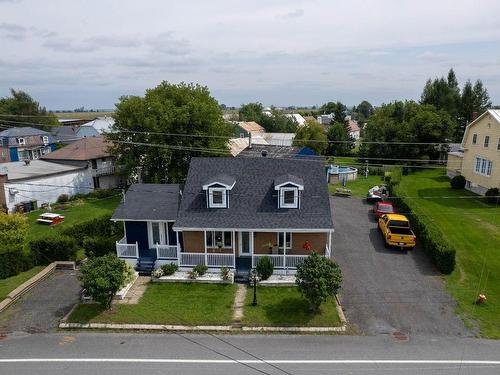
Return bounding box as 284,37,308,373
29,235,78,265
82,236,117,258
0,250,35,280
391,196,455,274
60,214,123,246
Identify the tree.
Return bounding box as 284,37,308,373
107,82,233,183
353,100,374,123
420,69,460,121
238,103,297,133
326,122,354,156
79,254,134,309
0,213,28,254
295,252,342,313
0,89,58,130
319,101,347,122
239,102,264,122
293,119,328,154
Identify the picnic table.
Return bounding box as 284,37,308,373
334,188,352,197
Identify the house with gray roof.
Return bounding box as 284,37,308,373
0,127,56,163
112,157,334,276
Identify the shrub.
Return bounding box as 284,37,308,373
187,270,198,279
450,175,466,189
161,263,178,276
193,264,208,276
295,252,342,312
220,267,231,281
485,188,500,205
29,235,78,265
255,256,274,280
88,189,116,199
0,250,34,280
152,268,164,278
82,236,116,258
57,194,70,203
79,254,129,309
61,215,123,246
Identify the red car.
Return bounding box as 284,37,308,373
373,202,395,218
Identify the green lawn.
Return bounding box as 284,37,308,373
25,195,121,242
328,175,384,198
242,286,341,327
68,283,237,325
397,169,500,338
0,266,44,301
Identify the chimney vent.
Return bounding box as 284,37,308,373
472,111,478,121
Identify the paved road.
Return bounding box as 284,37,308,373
0,270,81,334
0,332,499,374
331,196,471,337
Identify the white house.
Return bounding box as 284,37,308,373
0,160,93,213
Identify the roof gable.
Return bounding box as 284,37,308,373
462,109,500,145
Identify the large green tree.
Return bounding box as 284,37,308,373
293,119,328,154
352,100,374,123
326,121,354,156
107,82,233,183
359,101,455,162
0,213,28,254
319,101,347,122
0,89,58,130
238,102,297,132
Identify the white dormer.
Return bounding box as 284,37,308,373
17,137,26,145
202,174,236,209
274,174,304,209
42,136,49,145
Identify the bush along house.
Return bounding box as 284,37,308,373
112,157,334,278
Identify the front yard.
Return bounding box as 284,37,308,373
243,286,341,327
398,169,500,338
68,283,237,325
328,175,383,198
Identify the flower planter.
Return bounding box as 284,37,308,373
152,271,234,284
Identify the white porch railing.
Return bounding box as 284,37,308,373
207,253,234,267
180,253,206,266
156,244,177,259
91,165,116,177
116,237,138,258
285,255,308,268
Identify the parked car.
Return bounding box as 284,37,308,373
36,212,65,225
378,213,416,249
366,185,388,203
373,202,396,218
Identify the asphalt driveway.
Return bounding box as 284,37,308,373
331,196,472,337
0,270,81,334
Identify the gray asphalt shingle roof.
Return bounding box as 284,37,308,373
174,157,333,230
0,127,54,147
112,184,181,221
274,173,304,187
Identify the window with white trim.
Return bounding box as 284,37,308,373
279,187,298,208
474,157,492,176
484,135,490,148
472,134,477,144
208,188,227,208
205,231,232,248
42,136,49,145
17,137,25,145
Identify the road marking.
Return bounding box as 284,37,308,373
0,359,499,365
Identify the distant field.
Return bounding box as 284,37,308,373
55,112,114,120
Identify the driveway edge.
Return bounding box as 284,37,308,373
0,263,56,313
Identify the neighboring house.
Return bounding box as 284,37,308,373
57,118,92,127
51,125,100,144
0,127,56,163
0,160,92,213
263,133,295,146
228,134,269,156
286,113,306,126
232,121,265,138
113,157,334,276
41,136,122,189
237,144,319,159
446,109,500,194
345,116,361,140
317,114,334,125
81,116,115,134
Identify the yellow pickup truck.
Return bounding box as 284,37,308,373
378,214,416,249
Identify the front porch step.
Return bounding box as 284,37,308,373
135,258,156,276
235,269,251,283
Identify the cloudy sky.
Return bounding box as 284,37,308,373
1,0,500,110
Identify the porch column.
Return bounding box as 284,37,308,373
232,231,236,268
204,230,208,266
176,231,180,266
328,230,332,258
283,231,287,274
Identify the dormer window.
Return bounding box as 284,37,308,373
274,174,304,209
42,136,49,145
202,174,236,209
17,137,25,145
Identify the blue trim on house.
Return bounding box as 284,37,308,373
124,221,156,259
9,147,18,162
49,143,56,152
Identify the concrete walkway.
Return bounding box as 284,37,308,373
115,277,150,304
232,284,247,326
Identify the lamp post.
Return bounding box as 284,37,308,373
251,269,257,306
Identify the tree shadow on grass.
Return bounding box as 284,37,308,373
67,304,106,323
430,175,450,183
261,297,319,326
416,188,492,209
